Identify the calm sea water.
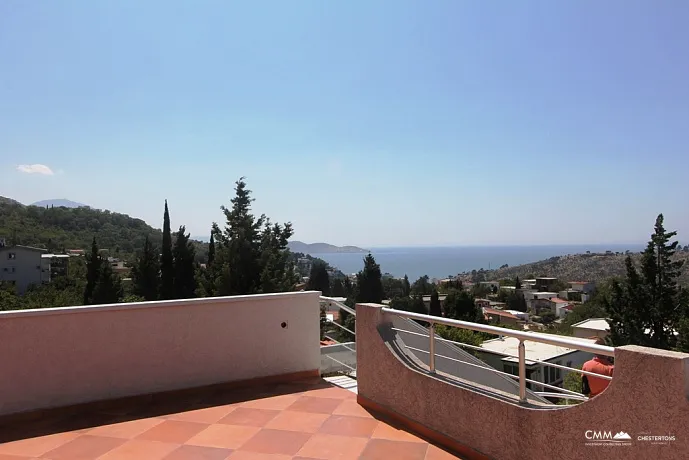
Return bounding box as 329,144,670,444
315,245,644,280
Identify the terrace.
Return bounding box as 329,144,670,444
1,292,688,459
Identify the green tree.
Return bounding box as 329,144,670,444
213,178,296,295
160,200,175,300
606,214,686,350
131,235,159,301
390,295,427,315
443,289,483,323
471,283,491,299
83,237,101,304
307,260,331,295
343,276,353,298
330,278,345,297
258,220,298,293
91,261,124,305
382,277,404,299
207,233,216,266
411,275,433,296
515,276,522,290
506,291,528,312
173,225,197,299
429,289,442,317
214,179,265,295
356,254,384,303
402,275,411,297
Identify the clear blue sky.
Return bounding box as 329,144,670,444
1,1,688,247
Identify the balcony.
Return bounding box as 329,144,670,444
0,292,456,459
2,292,688,459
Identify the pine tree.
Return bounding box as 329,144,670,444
606,214,686,349
84,237,101,304
307,260,331,295
402,275,411,297
131,236,160,301
160,200,175,300
429,289,442,317
356,254,384,303
258,220,298,293
91,261,124,305
172,225,197,299
213,178,295,295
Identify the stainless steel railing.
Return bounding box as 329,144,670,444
381,307,614,404
320,297,357,375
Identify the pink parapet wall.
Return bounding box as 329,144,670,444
355,303,689,460
0,291,322,417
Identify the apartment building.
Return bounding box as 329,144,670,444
0,245,47,293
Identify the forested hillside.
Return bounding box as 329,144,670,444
0,197,207,260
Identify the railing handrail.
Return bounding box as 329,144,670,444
381,307,614,357
320,296,356,316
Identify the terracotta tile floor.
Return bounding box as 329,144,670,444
0,379,461,459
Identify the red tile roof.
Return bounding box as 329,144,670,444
483,307,519,320
550,298,569,303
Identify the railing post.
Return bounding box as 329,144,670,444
429,322,436,373
518,339,526,403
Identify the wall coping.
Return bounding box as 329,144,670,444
0,291,321,319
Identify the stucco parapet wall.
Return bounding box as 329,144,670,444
355,303,689,460
0,292,321,417
0,291,322,318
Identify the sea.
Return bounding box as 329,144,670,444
314,244,645,280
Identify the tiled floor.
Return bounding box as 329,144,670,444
0,379,460,459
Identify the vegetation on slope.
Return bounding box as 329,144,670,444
484,251,689,286
0,198,208,262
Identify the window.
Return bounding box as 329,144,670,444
546,361,562,384
7,253,16,260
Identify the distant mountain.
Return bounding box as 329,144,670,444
31,199,88,209
288,241,368,254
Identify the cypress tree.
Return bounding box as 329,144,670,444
402,275,411,297
84,237,101,304
514,276,522,290
307,260,331,295
207,233,215,266
131,236,160,301
356,253,385,304
160,200,175,299
429,289,442,317
172,225,197,299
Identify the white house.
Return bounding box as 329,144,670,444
476,334,598,392
571,318,610,339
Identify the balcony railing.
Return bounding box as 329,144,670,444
381,307,614,404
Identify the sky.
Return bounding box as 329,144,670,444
1,1,688,247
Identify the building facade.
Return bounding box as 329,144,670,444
0,245,48,294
